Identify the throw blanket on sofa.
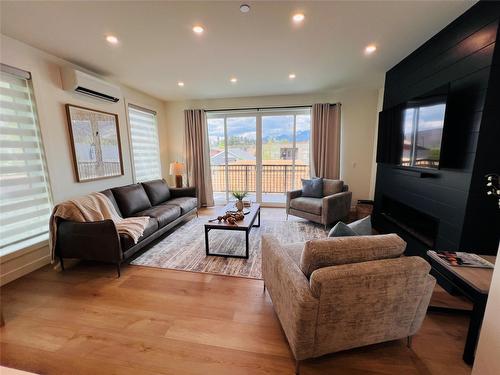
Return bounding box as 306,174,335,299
49,192,149,262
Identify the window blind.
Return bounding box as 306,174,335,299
128,104,161,182
0,65,52,250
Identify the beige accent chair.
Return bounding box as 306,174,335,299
261,234,435,374
286,179,352,229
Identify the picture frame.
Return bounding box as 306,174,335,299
65,104,124,182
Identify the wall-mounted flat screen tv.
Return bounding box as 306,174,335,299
400,96,447,169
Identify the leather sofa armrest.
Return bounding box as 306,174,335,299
170,186,197,198
56,219,122,263
322,191,352,224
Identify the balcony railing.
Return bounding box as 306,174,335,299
211,164,310,193
401,159,439,168
76,161,122,180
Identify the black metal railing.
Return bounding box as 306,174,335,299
401,159,439,168
211,164,310,193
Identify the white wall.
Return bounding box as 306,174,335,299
163,87,380,205
473,248,500,375
0,35,168,285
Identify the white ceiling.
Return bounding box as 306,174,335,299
0,1,476,101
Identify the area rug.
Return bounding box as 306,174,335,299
130,217,328,279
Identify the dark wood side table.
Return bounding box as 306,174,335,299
204,203,261,259
426,250,495,365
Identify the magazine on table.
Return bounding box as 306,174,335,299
434,251,494,269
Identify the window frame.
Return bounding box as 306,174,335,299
206,107,312,206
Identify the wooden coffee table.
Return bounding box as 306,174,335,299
204,203,261,259
426,250,496,365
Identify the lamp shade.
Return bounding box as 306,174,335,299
169,162,185,176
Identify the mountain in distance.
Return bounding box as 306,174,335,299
262,130,310,143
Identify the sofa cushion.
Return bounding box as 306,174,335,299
120,217,159,251
323,179,344,196
112,184,152,217
134,204,181,228
301,178,323,198
299,234,406,277
290,197,322,216
100,189,123,217
141,179,171,205
165,197,197,215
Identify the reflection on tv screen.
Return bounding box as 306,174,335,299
401,103,446,169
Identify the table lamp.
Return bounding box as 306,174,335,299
169,162,185,188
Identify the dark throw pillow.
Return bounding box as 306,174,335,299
302,178,323,198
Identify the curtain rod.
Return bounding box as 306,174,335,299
203,103,340,113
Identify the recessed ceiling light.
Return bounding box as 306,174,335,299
240,4,251,13
365,44,377,54
106,35,119,45
178,81,185,87
230,77,238,83
289,73,296,79
293,13,305,23
193,25,204,34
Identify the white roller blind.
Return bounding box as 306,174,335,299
128,104,161,182
0,65,52,250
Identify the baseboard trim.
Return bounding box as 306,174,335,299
0,254,51,286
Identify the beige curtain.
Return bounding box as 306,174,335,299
184,109,214,207
311,103,341,179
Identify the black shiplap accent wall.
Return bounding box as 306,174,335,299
373,1,500,256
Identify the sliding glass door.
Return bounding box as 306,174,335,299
207,108,311,206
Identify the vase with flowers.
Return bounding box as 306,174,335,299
232,191,248,212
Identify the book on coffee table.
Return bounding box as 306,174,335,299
434,251,494,268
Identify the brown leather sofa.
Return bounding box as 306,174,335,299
55,179,197,276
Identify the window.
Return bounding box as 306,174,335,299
207,107,311,205
128,104,161,182
0,64,52,252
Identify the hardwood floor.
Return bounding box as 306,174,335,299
0,208,473,374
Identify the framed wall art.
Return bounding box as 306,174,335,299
65,104,124,182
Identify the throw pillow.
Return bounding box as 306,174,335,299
348,215,372,235
328,221,357,237
302,178,323,198
328,215,372,237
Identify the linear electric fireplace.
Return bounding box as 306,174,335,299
379,196,439,250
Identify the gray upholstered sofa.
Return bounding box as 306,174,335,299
286,179,352,229
261,233,435,373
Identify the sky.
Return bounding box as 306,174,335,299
207,114,311,142
403,103,446,132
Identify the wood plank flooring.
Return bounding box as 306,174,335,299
0,208,473,374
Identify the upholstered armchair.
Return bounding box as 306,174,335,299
261,234,435,374
286,179,352,229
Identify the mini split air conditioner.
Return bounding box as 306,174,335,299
60,67,121,102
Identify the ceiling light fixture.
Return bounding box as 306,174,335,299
292,13,305,23
289,73,296,79
178,81,185,87
193,25,204,34
230,77,238,83
106,35,119,45
240,4,251,13
365,44,377,54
